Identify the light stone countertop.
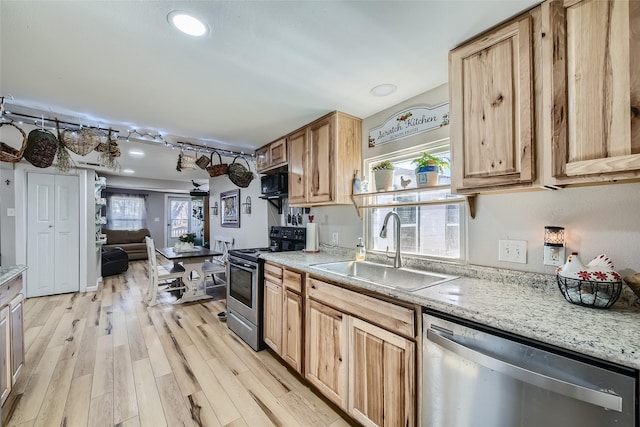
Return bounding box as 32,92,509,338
0,265,27,287
261,249,640,370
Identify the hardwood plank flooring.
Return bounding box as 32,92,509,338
3,261,347,427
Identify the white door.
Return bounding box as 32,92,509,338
27,173,79,297
167,196,191,247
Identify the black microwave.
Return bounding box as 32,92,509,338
261,172,288,196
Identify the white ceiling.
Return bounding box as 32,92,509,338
0,0,540,188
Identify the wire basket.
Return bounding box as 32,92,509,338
556,275,622,309
206,151,228,177
24,128,58,168
228,155,254,188
0,122,27,163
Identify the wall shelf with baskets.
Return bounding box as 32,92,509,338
351,184,476,219
95,174,107,247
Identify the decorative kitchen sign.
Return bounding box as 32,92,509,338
368,103,449,147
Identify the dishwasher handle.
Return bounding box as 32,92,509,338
426,328,623,412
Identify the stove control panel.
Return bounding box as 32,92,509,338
270,226,306,252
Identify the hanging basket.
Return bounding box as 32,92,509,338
62,128,102,156
24,128,59,168
206,151,229,177
195,154,210,169
96,129,120,170
0,122,27,163
55,120,74,173
95,139,121,157
181,152,197,170
227,155,254,188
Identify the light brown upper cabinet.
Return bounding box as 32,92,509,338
545,0,640,185
449,12,536,193
288,111,362,206
256,138,287,173
450,0,640,193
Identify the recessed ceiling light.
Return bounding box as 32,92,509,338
128,149,144,157
370,84,397,97
168,11,209,37
122,169,135,174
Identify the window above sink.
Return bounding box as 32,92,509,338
359,139,472,263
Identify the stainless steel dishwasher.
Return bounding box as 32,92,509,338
423,310,638,427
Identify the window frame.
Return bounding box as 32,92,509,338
105,192,148,231
363,138,467,263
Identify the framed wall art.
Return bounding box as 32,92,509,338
221,189,240,228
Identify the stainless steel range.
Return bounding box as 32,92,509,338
226,226,306,351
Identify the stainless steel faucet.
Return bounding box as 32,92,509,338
379,211,402,268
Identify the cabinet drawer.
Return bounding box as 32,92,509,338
283,269,302,293
264,262,283,283
306,277,415,338
0,275,23,308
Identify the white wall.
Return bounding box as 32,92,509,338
470,183,640,276
208,171,271,250
308,205,362,249
0,162,16,266
362,84,450,167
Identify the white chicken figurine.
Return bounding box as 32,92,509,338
556,252,621,283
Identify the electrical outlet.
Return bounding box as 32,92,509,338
331,232,339,246
498,240,527,264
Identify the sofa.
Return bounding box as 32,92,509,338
102,228,151,260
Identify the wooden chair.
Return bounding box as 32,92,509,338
144,236,185,306
202,236,233,289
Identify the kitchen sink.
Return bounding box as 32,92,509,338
310,260,458,292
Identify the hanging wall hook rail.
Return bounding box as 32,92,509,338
0,106,255,160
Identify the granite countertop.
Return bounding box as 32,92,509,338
261,250,640,370
0,265,27,287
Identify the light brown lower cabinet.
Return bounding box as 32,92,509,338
9,296,23,386
305,298,349,407
348,317,415,427
1,275,24,407
263,278,283,354
263,264,305,374
1,305,10,405
282,289,303,372
305,276,417,427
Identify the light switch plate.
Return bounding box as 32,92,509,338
499,240,527,264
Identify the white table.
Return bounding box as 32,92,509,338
156,246,222,304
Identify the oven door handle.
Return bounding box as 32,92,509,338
230,260,257,271
426,328,623,412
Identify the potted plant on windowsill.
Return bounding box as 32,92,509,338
372,160,395,191
412,153,450,187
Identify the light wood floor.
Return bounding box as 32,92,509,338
2,261,350,427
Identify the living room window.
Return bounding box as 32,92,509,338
105,192,148,230
363,139,466,262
